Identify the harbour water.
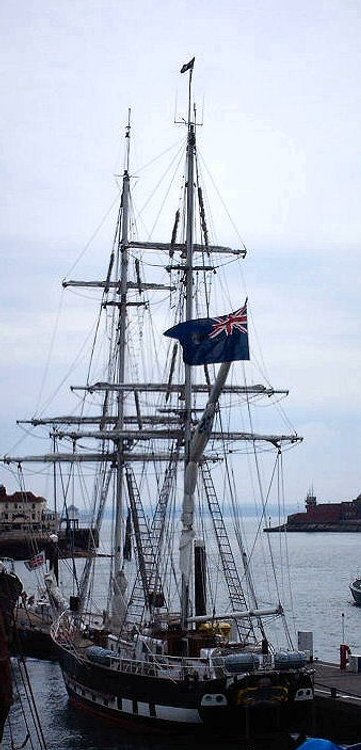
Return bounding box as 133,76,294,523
3,519,361,749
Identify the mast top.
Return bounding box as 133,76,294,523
179,57,197,128
124,107,131,173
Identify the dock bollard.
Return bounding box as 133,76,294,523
340,643,351,670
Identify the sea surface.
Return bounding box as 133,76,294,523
3,519,361,750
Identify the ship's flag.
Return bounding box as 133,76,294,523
24,550,46,571
164,302,249,365
180,57,195,74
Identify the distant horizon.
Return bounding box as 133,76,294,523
1,480,359,519
58,495,361,524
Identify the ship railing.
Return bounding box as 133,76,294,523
51,612,212,679
108,652,215,682
51,610,80,649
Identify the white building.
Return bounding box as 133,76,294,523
0,485,57,531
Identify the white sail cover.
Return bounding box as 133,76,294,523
44,572,68,613
179,365,230,583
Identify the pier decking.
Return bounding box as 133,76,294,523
313,660,361,742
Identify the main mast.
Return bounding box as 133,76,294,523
114,111,131,584
181,61,196,626
178,61,244,633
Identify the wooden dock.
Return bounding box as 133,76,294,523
313,660,361,742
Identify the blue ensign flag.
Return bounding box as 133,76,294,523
164,303,249,365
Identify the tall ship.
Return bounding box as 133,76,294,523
3,60,313,738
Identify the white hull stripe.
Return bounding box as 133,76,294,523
64,674,203,725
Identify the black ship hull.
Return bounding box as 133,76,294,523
0,569,23,741
12,624,58,660
57,643,313,738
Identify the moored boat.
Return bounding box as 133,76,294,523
0,560,23,740
350,578,361,605
12,569,67,659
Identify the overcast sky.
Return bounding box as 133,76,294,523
1,0,360,506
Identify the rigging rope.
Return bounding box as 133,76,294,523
8,658,49,750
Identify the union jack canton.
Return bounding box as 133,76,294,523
208,306,248,340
